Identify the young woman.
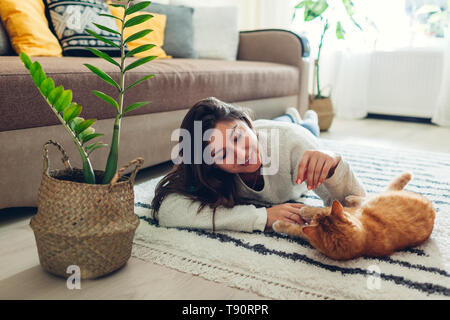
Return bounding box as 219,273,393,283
151,97,366,232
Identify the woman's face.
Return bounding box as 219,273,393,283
207,119,261,174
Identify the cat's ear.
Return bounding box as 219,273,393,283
302,225,318,240
331,200,345,220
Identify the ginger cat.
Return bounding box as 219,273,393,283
273,173,435,260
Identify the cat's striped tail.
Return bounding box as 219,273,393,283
386,172,412,191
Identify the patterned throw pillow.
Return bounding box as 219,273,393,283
45,0,124,56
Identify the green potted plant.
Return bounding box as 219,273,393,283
23,0,156,279
293,0,365,131
414,3,449,38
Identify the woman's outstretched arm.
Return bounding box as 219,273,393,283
312,157,366,206
156,193,268,232
286,126,366,206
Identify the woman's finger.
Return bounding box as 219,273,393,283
306,154,318,189
284,214,304,225
318,160,333,186
313,157,326,188
296,152,310,184
285,207,306,224
288,202,305,208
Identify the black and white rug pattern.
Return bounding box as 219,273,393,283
132,139,450,300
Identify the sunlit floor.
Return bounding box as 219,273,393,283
0,116,449,299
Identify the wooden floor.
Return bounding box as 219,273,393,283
1,117,449,300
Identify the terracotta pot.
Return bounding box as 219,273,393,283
309,96,335,131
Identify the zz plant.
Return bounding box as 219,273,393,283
20,0,156,184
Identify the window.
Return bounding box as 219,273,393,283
291,0,449,53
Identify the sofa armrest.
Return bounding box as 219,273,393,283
237,29,311,116
237,29,310,66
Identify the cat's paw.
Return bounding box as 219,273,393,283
344,195,364,207
272,220,291,233
298,206,318,221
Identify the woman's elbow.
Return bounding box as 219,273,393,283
156,206,180,228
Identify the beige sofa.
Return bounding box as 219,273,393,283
0,29,311,209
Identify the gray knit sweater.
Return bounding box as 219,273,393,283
157,119,366,232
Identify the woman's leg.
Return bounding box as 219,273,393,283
272,108,320,137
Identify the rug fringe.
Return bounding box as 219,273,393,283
132,242,335,300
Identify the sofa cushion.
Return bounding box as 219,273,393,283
0,20,13,56
0,0,62,56
170,2,239,60
0,56,299,132
108,5,170,59
143,3,196,58
45,0,123,57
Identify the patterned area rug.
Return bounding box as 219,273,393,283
132,139,450,300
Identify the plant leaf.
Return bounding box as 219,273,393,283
125,74,154,91
126,1,151,15
84,64,120,90
304,0,328,21
81,133,104,144
75,119,96,135
29,61,41,75
125,44,155,57
69,117,84,131
99,13,123,22
85,29,120,48
295,1,307,9
342,0,362,30
124,56,156,72
85,142,106,151
86,47,120,67
86,142,108,155
30,62,46,87
92,90,119,111
33,68,46,87
125,29,152,44
415,4,440,15
40,78,54,97
92,23,120,35
336,21,345,39
20,52,32,69
123,101,149,114
110,4,126,9
48,85,64,106
54,90,73,112
124,14,153,29
63,103,82,122
341,0,354,16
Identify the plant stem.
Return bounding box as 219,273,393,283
316,19,328,99
51,105,96,184
102,3,128,184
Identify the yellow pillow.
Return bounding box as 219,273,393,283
0,0,62,56
109,5,170,59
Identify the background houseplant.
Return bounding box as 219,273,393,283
23,0,156,279
293,0,365,130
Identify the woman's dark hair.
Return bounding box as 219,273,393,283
151,97,255,230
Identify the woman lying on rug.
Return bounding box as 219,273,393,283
151,97,366,232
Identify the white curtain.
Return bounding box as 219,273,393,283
329,50,371,119
258,0,294,30
432,26,450,127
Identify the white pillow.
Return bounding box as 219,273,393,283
171,1,239,60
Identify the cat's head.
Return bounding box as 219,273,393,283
302,201,365,260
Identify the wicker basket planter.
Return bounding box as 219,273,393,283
30,141,143,279
309,96,335,131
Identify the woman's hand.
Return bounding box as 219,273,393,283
296,150,341,190
265,203,305,232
